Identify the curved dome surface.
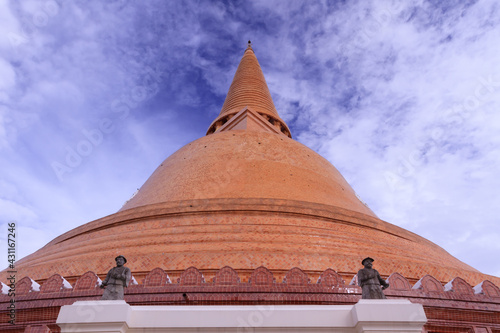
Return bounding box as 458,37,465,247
7,130,497,287
4,45,499,289
120,130,375,217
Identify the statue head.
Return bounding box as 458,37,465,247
115,255,127,266
361,257,374,269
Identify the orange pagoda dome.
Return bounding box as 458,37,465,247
5,42,499,288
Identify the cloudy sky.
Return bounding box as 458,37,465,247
1,0,499,279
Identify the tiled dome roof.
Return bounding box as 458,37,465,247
4,44,499,288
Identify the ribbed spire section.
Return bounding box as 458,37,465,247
207,42,291,137
220,42,278,117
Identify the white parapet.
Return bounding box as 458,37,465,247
352,299,428,333
57,299,427,333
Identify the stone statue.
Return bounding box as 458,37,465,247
357,257,389,299
100,255,131,300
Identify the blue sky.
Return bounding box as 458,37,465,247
1,0,499,279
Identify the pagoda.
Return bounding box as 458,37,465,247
1,43,499,333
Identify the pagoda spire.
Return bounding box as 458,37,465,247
207,42,291,137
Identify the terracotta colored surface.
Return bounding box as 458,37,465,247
4,129,499,288
2,45,498,310
6,196,499,287
219,44,280,119
120,130,377,215
207,45,290,137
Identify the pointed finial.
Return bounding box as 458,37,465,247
206,38,292,137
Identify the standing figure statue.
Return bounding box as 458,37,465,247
100,255,131,300
357,257,389,299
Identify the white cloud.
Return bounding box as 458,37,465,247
0,199,37,225
0,58,16,91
